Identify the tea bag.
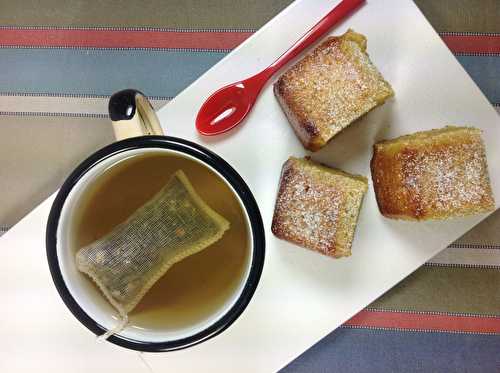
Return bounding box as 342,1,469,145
76,170,230,337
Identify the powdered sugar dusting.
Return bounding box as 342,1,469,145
277,30,394,145
272,158,367,256
399,130,494,218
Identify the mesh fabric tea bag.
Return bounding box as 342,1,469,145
76,170,230,336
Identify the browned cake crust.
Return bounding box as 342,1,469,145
371,126,495,220
274,29,394,151
271,157,368,258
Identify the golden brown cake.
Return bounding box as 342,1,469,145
274,29,394,151
271,157,368,258
371,126,495,220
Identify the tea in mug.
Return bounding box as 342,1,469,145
71,151,250,331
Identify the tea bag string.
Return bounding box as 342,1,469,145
96,314,129,342
137,352,154,373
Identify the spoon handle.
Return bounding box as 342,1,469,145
264,0,365,78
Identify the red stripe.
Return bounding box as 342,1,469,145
0,29,252,49
1,29,499,54
344,310,500,334
441,34,500,54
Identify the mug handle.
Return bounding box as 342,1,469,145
108,89,164,140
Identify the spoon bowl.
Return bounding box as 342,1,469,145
196,78,261,136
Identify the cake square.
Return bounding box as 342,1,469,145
274,29,394,151
271,157,368,258
371,126,495,220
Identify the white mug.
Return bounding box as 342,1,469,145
46,90,265,351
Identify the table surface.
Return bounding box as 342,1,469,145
0,1,499,372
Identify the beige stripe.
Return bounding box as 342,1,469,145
0,115,113,227
453,208,500,247
414,0,500,33
3,0,498,33
370,266,500,315
0,95,168,116
0,0,292,29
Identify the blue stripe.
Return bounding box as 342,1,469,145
0,48,226,98
456,55,500,104
282,327,500,373
0,49,498,105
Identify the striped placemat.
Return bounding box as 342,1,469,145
0,1,498,371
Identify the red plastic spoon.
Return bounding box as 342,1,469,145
196,0,365,136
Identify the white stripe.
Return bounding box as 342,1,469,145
0,95,169,116
365,307,500,318
0,25,257,32
0,226,8,237
449,243,500,249
455,52,500,57
428,246,500,266
439,31,500,37
1,92,171,99
0,46,231,52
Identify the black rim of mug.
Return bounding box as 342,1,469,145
46,135,265,352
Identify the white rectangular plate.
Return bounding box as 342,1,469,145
1,0,498,372
145,0,500,371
